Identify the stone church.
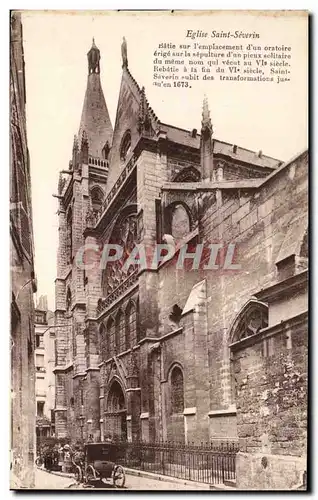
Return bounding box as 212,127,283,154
54,39,307,488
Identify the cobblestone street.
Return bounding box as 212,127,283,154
35,468,204,490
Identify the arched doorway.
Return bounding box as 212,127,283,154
105,380,127,441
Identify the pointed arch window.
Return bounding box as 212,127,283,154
107,317,115,358
101,209,138,297
229,300,268,344
91,187,104,214
66,207,72,264
66,288,72,312
115,310,125,355
125,301,137,350
170,366,184,414
99,323,107,361
173,167,201,183
72,324,76,357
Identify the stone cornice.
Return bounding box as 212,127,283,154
85,317,98,323
54,308,66,313
258,148,308,188
96,282,138,320
208,408,237,417
158,327,183,343
255,270,308,303
184,407,197,416
230,310,308,352
138,337,162,346
55,265,72,282
138,327,183,347
161,179,261,192
71,301,86,312
53,362,73,374
73,371,87,379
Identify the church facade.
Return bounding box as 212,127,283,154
54,39,308,487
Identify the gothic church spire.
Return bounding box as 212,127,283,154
78,39,113,158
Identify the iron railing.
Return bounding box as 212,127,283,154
104,440,238,485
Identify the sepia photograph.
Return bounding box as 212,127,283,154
10,10,308,490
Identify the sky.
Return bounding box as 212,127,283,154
20,10,308,310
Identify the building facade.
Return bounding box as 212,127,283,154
10,11,37,489
54,40,308,488
35,304,56,440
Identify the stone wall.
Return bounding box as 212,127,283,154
167,150,200,181
156,149,308,444
233,316,307,489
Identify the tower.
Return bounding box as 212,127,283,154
54,39,112,442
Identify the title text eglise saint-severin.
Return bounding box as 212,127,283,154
184,30,261,40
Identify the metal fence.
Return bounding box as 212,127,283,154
105,440,239,485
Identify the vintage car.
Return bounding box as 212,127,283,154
72,442,126,488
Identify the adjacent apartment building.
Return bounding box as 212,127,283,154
35,299,56,441
10,11,37,489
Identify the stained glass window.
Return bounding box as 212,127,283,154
125,302,137,350
115,311,125,355
99,323,107,360
102,213,138,296
107,317,115,358
171,366,184,414
91,187,104,213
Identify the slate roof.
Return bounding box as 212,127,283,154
159,122,281,169
78,73,113,158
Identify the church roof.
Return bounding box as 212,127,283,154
78,40,113,158
159,122,281,169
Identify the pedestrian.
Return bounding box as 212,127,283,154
63,444,72,473
58,445,64,471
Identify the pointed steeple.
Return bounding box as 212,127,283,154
200,96,213,182
78,39,113,158
121,37,128,69
201,95,213,135
106,38,160,194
